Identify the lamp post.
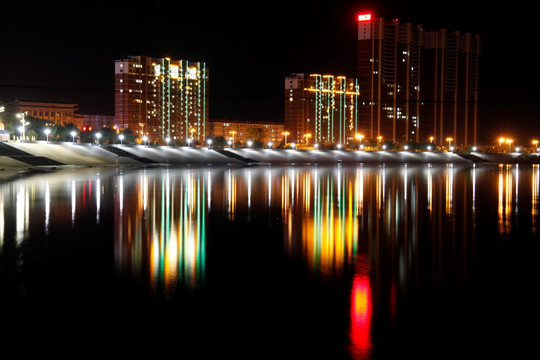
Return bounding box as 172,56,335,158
355,133,364,150
142,135,148,147
247,140,253,149
165,137,171,147
118,134,124,146
16,112,29,141
206,139,213,148
446,137,453,149
95,132,102,145
44,128,51,143
230,131,236,148
283,131,289,145
70,130,77,145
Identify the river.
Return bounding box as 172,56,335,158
0,163,537,358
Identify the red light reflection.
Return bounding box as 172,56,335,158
350,273,372,357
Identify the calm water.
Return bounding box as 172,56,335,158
0,163,537,358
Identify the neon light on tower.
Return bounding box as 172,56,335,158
358,13,371,21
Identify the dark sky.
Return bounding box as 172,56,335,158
1,0,539,144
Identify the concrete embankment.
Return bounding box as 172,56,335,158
1,141,539,169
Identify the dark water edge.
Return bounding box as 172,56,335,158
1,218,537,360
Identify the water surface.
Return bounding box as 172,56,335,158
0,163,537,358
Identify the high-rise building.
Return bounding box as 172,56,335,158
357,14,480,147
115,55,209,144
285,73,360,146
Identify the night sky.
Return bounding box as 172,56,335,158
1,0,539,144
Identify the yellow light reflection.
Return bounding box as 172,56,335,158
116,170,207,296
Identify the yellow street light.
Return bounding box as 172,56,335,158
446,137,453,148
283,131,290,144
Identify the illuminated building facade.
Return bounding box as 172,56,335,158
115,55,209,144
209,119,284,146
7,100,80,127
284,73,360,146
357,14,480,146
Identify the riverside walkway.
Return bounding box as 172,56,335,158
0,141,538,169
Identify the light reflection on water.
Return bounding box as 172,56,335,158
1,163,538,358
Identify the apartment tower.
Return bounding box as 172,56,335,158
115,55,209,144
285,73,360,146
357,14,480,147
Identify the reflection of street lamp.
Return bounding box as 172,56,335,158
44,128,51,143
70,130,77,145
118,134,124,146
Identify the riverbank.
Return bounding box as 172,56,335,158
1,140,539,169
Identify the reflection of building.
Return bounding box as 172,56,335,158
357,14,480,146
7,99,81,127
209,119,284,145
115,55,209,144
114,170,207,294
284,73,360,146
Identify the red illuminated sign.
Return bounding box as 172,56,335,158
358,13,372,22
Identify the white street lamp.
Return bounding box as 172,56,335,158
142,135,148,147
247,140,253,149
95,132,102,145
16,112,29,141
44,128,51,143
207,139,213,148
118,134,124,146
70,130,77,145
165,137,171,147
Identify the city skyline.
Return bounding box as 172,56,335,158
1,0,539,145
